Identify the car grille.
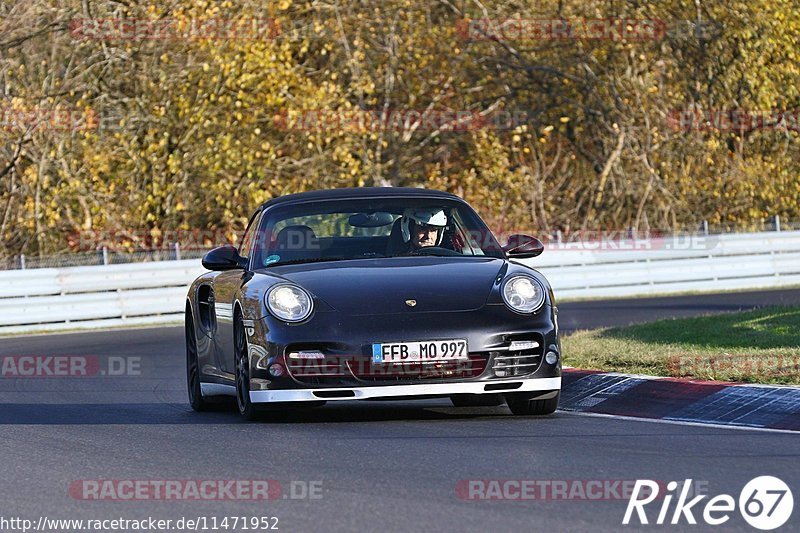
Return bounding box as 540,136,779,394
490,336,544,377
284,349,489,386
283,336,544,385
347,356,488,382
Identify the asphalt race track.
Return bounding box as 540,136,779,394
557,287,800,332
1,289,799,532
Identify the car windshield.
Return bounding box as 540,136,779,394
250,197,505,268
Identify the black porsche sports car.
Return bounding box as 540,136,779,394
186,187,561,420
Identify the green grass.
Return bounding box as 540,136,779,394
562,306,800,385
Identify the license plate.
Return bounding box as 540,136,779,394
372,339,468,363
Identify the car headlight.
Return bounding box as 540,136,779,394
266,284,313,322
501,275,546,314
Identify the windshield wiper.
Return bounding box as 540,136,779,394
404,247,464,258
265,256,348,267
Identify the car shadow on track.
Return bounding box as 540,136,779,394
0,399,551,425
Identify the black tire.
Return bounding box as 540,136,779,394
505,391,560,416
450,394,505,407
234,312,261,421
186,309,208,412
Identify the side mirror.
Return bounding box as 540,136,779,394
202,245,248,271
503,234,544,258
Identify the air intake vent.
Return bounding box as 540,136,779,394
313,390,356,398
492,339,543,377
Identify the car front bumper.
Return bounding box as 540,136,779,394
246,376,561,403
246,303,561,389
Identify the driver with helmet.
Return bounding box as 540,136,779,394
401,208,448,250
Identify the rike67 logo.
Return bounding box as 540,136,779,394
624,476,793,530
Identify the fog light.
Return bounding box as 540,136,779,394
288,350,324,359
545,351,558,365
509,340,539,351
268,363,285,377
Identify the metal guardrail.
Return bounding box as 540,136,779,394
0,247,208,271
527,231,800,299
2,230,800,335
0,260,206,334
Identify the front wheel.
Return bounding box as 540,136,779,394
186,310,208,412
505,391,559,416
234,314,261,421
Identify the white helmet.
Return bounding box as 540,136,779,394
401,208,448,244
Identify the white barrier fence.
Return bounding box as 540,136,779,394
0,260,206,334
525,230,800,300
2,230,800,334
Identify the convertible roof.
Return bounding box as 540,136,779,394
258,187,462,211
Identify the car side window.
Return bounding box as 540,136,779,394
449,209,484,256
238,211,262,260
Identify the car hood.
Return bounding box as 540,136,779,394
267,257,506,315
